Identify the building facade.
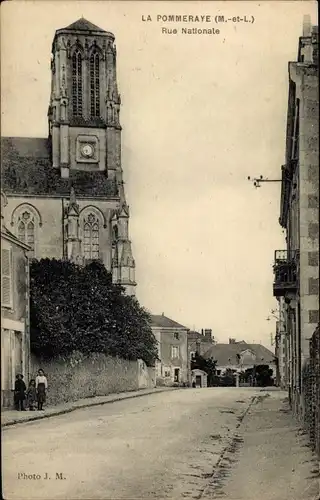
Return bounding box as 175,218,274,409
1,191,31,408
203,342,276,376
151,314,189,385
1,18,136,295
187,329,215,361
275,298,289,389
273,18,319,418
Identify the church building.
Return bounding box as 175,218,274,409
1,18,136,295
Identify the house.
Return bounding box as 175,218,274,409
202,341,276,376
150,314,189,385
272,17,319,421
188,329,215,360
1,18,136,296
1,191,31,408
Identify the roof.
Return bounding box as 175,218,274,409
150,314,189,330
56,18,113,37
203,343,275,366
188,330,212,342
1,137,118,198
1,226,31,250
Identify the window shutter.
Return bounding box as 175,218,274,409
1,248,12,307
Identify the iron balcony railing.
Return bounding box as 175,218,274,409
273,250,298,298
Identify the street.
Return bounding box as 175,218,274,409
2,388,319,500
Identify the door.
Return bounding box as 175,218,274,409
174,368,180,382
196,375,202,388
14,332,23,375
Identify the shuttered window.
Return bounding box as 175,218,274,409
1,248,13,307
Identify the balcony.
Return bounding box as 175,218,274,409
273,250,298,298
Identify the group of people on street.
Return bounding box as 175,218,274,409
14,369,48,411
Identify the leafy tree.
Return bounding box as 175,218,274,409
255,365,274,387
30,259,158,365
243,365,274,387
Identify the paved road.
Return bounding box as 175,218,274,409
3,388,318,500
2,388,257,499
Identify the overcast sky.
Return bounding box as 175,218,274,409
1,1,318,348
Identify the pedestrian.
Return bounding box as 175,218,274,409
36,369,48,411
14,374,26,411
26,379,37,411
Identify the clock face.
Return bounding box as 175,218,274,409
81,144,94,158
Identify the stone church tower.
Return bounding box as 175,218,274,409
1,18,136,295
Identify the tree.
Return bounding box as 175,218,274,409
30,259,158,365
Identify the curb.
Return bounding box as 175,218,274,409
2,387,178,428
196,394,258,499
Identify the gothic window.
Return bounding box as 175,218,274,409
72,50,83,117
83,213,100,260
90,51,100,118
15,210,36,257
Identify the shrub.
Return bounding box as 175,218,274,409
30,259,158,365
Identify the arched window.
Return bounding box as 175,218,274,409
83,213,100,260
16,211,36,257
72,50,83,117
90,51,100,118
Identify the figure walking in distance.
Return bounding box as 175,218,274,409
36,369,48,411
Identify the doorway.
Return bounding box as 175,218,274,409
196,375,202,388
174,368,180,382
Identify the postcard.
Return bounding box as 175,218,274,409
1,1,319,499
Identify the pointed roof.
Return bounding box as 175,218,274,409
202,343,275,366
56,18,114,38
150,314,189,330
64,18,106,32
1,226,31,251
119,204,129,218
120,241,134,267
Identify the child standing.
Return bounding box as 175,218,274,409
36,369,48,411
26,379,37,411
14,374,26,411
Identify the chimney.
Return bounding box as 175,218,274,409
196,339,201,355
201,329,204,335
204,329,212,341
303,14,311,37
229,338,236,344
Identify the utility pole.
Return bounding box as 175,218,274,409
247,174,281,188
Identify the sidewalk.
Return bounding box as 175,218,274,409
203,390,320,500
1,386,176,428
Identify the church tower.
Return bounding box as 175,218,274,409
2,18,136,295
48,18,121,179
48,18,136,294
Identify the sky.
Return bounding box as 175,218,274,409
1,1,318,349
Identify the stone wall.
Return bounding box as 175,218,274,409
137,359,156,389
29,351,154,407
302,324,320,459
